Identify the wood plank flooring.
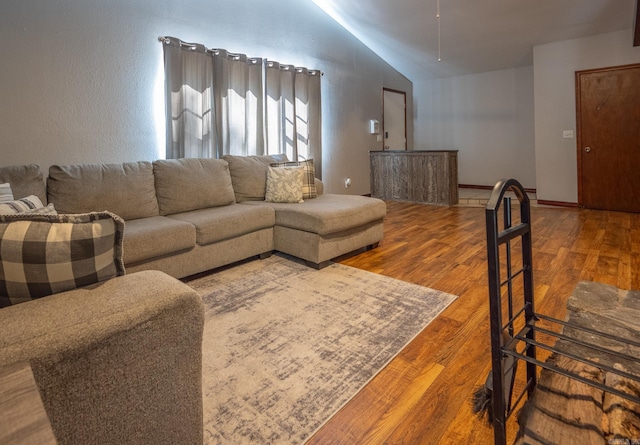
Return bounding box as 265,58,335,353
307,200,640,445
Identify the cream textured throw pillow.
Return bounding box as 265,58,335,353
270,159,317,199
265,166,304,203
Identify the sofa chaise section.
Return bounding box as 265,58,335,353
244,194,386,268
222,153,386,269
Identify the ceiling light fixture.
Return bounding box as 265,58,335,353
437,0,441,62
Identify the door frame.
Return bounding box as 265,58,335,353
575,62,640,208
382,87,407,151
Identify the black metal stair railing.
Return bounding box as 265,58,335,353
484,178,640,445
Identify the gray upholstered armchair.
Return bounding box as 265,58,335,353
0,270,204,444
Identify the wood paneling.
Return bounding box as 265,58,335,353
370,151,458,205
308,201,640,444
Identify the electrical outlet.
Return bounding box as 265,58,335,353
345,178,351,188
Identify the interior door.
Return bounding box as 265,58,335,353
383,88,407,151
577,64,640,213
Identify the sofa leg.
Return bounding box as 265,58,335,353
367,242,380,251
259,251,273,260
305,260,332,270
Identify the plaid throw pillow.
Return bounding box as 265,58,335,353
0,212,125,307
270,159,317,199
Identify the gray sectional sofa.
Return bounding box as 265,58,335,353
0,155,386,444
45,155,386,274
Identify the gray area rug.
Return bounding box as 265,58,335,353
186,254,458,444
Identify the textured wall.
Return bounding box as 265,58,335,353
0,0,412,195
414,66,536,189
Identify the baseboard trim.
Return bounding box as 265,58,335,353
537,200,579,208
458,184,537,194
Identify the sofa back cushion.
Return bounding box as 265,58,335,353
222,154,289,202
47,162,159,220
0,164,47,204
153,158,235,216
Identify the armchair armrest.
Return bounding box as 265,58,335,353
0,270,204,445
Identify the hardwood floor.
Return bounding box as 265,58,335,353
307,200,640,444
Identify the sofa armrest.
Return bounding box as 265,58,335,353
314,177,324,195
0,270,204,445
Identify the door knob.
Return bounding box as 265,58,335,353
584,146,591,153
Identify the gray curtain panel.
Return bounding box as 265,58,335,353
265,63,322,174
161,37,322,177
211,50,264,158
163,39,214,159
296,67,322,179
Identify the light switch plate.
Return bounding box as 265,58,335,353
563,130,574,139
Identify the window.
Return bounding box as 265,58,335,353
160,36,322,174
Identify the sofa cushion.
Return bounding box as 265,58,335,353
47,162,159,221
270,159,317,199
122,216,196,264
153,158,235,216
243,194,387,235
0,212,125,306
0,164,47,204
222,154,289,202
265,166,304,203
168,203,275,246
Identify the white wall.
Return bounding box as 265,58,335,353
533,29,640,203
414,66,536,189
0,0,412,195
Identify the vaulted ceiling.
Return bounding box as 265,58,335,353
311,0,637,80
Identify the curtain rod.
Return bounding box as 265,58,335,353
158,36,323,76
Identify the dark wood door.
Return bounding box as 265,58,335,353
577,64,640,213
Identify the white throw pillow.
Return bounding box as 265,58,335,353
0,195,47,215
21,203,58,215
265,166,304,203
0,183,13,203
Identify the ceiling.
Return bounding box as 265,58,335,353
311,0,637,80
